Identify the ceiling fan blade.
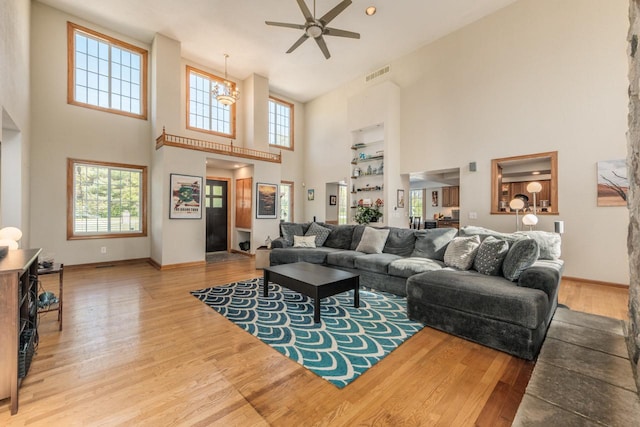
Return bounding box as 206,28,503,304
296,0,314,22
324,27,360,39
286,34,310,53
314,35,331,59
319,0,352,26
265,21,306,30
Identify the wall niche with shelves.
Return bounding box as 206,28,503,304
350,124,385,223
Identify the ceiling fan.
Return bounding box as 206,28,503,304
266,0,360,59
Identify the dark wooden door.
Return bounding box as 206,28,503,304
206,179,228,252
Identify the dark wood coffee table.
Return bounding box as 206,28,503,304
263,262,360,323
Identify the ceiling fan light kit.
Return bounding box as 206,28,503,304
266,0,360,59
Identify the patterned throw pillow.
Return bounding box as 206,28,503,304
473,236,510,276
355,227,390,254
444,235,481,270
305,222,332,247
502,238,540,281
293,235,316,248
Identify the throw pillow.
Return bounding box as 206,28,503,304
502,238,540,281
355,227,390,254
444,235,481,270
293,235,316,248
305,222,332,247
411,228,458,261
280,223,304,246
514,231,561,260
473,236,510,276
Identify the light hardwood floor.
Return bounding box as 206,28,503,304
0,258,629,426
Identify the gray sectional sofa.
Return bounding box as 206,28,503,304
269,222,564,360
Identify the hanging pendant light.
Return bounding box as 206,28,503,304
213,54,239,106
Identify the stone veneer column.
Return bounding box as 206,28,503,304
627,0,640,392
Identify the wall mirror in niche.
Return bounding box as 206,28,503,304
491,151,558,215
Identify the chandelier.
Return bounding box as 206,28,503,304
213,54,239,106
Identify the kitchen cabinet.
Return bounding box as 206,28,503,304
442,186,459,207
235,178,252,229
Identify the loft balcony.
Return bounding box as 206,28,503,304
156,128,281,163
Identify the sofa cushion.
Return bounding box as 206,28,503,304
388,257,445,278
326,250,366,268
407,269,549,329
382,228,417,257
411,228,458,261
502,238,540,281
350,225,367,250
323,224,356,250
280,222,304,246
515,231,561,260
305,222,331,247
354,253,403,274
269,247,340,265
473,236,510,276
459,226,523,244
293,235,316,248
444,235,481,270
355,227,390,254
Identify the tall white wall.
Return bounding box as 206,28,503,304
30,3,152,264
305,0,629,284
1,0,31,244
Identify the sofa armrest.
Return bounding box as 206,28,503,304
517,260,564,300
271,237,290,248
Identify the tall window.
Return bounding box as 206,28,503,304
269,97,294,150
410,189,424,218
68,159,147,239
68,22,147,119
338,184,348,224
187,66,236,139
280,181,294,222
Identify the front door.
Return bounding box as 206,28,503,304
206,179,228,252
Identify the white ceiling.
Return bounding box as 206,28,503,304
37,0,517,103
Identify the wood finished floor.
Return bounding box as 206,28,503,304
0,258,629,426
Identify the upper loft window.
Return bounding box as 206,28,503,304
67,22,148,119
269,97,294,150
187,66,237,139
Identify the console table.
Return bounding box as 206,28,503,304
0,248,42,415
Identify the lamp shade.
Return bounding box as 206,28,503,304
509,198,525,210
0,239,19,250
526,181,542,193
522,214,539,226
0,227,22,242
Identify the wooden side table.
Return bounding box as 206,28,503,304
255,246,271,270
37,263,63,331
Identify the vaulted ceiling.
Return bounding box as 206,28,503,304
37,0,517,103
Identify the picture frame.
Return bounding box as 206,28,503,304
256,182,278,219
329,195,337,205
308,189,315,201
170,174,202,219
432,190,438,207
597,159,628,207
397,189,405,208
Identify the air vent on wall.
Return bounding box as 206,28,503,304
365,65,391,83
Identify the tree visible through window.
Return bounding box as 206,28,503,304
280,181,293,222
269,97,294,150
68,22,147,119
68,159,147,239
410,189,424,218
338,184,348,224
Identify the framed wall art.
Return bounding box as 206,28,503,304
597,159,628,207
170,174,202,219
329,195,337,205
256,182,278,219
308,189,315,201
397,189,405,208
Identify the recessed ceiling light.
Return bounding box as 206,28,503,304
365,6,376,16
532,171,540,175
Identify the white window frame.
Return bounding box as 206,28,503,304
280,181,294,222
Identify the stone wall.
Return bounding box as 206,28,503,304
627,0,640,392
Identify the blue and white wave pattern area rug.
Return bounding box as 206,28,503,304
191,277,424,388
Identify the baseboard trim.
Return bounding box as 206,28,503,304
64,258,151,270
563,276,629,288
148,259,206,270
230,249,254,258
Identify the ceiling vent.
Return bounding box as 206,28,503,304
365,65,391,83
